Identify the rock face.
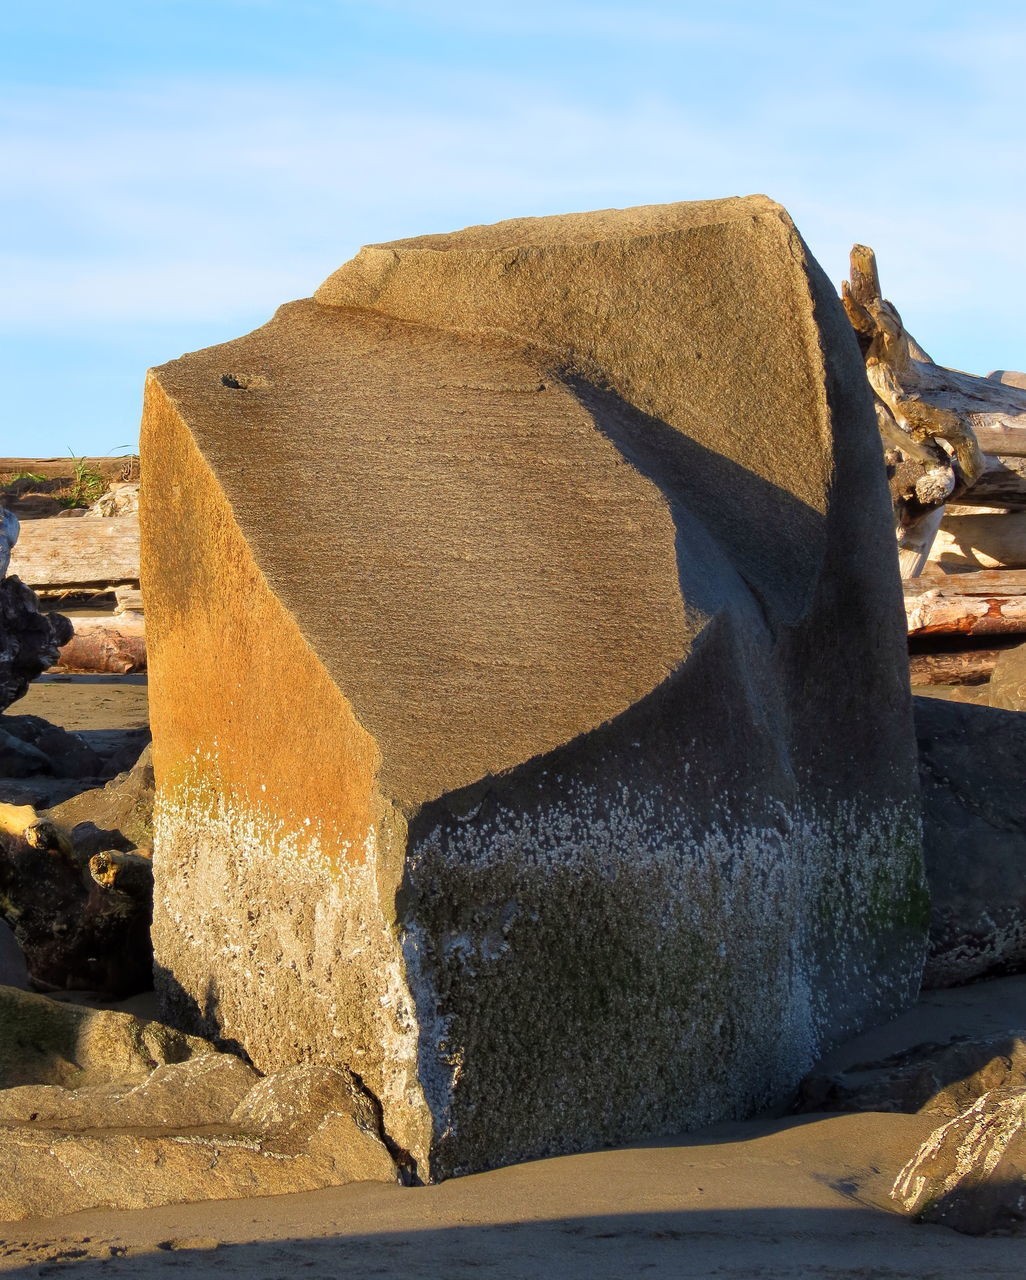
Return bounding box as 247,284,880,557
0,988,397,1219
800,1031,1026,1117
47,743,154,857
915,696,1026,987
892,1088,1026,1234
141,198,926,1180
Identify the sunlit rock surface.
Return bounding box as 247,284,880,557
141,198,926,1180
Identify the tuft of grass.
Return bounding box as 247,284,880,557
56,455,110,509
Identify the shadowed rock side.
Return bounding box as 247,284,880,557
141,198,925,1181
915,697,1026,988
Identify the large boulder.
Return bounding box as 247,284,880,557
915,696,1026,987
141,198,926,1180
0,582,71,713
0,510,72,709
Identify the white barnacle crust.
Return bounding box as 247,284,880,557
152,736,924,1179
151,748,430,1165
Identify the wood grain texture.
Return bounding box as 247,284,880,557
9,516,139,589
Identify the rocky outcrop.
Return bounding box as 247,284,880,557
0,748,155,996
141,198,926,1180
0,985,212,1088
0,987,398,1219
47,744,154,857
892,1088,1026,1234
799,1031,1026,1117
915,696,1026,987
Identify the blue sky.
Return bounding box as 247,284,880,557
2,0,1024,457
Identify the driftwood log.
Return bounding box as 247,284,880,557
843,247,1026,576
931,510,1026,571
113,584,143,614
908,649,1006,686
0,457,138,482
905,571,1026,636
53,613,146,674
957,455,1026,510
8,514,139,590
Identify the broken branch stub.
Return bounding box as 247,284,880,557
843,244,985,577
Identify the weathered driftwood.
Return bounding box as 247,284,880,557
0,803,73,857
0,801,152,996
0,457,139,482
905,571,1026,636
931,512,1026,571
53,613,145,674
974,428,1026,458
113,584,143,614
8,515,140,589
955,456,1026,510
88,849,153,900
908,649,1005,686
843,246,1026,576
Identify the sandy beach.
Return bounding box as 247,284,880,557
12,673,149,734
3,976,1026,1278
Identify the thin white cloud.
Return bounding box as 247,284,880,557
2,64,1025,374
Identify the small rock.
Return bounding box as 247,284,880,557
987,641,1026,712
231,1062,381,1149
88,483,139,518
892,1087,1026,1234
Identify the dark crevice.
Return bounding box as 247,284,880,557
347,1067,421,1186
